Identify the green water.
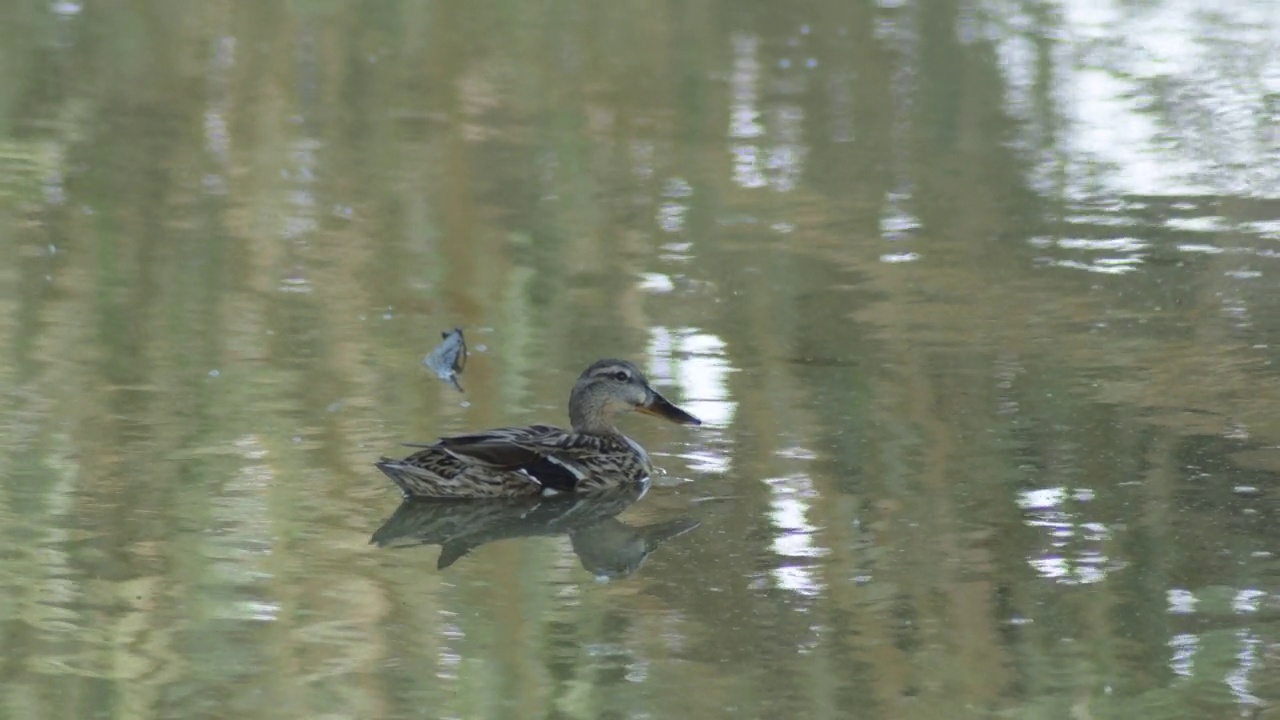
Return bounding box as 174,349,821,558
1,2,1278,719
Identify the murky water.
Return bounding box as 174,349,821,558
2,2,1279,718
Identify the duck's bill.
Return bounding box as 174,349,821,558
638,392,702,426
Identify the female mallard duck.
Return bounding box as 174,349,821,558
375,359,701,499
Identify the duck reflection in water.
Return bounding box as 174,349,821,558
370,481,700,579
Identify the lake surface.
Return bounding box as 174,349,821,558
2,2,1279,719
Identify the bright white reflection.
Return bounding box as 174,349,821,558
646,327,736,428
659,241,693,262
240,600,279,622
647,327,736,474
657,202,684,233
772,566,821,598
880,252,921,264
1061,213,1142,227
1016,487,1066,510
767,490,827,556
879,190,920,241
993,0,1280,197
638,272,674,293
765,470,827,598
1232,589,1267,614
1056,237,1149,252
1176,243,1227,255
1243,219,1280,238
1062,67,1206,196
1166,216,1230,233
1029,235,1150,275
1227,630,1264,709
1016,485,1115,584
1048,258,1141,275
1169,633,1197,677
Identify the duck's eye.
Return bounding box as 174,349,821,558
612,370,630,382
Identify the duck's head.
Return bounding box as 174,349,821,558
569,359,701,433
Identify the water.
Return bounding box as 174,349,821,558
1,2,1278,718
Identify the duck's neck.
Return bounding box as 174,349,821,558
569,389,618,435
569,410,617,436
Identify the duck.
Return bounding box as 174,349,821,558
375,359,701,499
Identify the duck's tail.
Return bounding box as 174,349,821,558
375,457,429,499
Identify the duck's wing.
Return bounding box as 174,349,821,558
420,426,627,493
428,425,567,465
